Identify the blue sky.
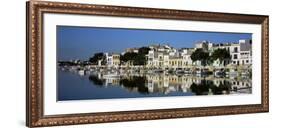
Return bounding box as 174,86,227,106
57,26,252,60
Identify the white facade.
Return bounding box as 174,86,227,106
146,40,252,69
208,39,252,67
105,53,120,68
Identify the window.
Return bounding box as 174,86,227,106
233,54,238,59
234,47,238,52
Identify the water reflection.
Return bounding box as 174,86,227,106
88,73,252,96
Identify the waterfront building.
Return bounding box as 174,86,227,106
229,43,241,65
239,39,252,65
180,48,194,68
195,39,252,67
105,53,120,68
212,39,252,66
146,44,203,69
168,56,183,69
147,44,176,68
113,40,251,69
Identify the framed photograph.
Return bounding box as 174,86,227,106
26,0,269,127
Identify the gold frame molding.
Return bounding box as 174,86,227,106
26,0,269,127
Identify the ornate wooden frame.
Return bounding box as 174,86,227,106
26,0,269,127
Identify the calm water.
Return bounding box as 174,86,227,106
58,69,252,101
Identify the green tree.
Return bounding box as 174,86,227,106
138,47,150,55
120,47,150,66
89,52,106,65
211,48,231,66
120,52,138,62
136,47,150,65
133,54,146,65
191,48,210,66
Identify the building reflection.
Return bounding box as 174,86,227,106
88,73,252,96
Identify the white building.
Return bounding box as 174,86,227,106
239,39,252,65
145,40,252,69
147,45,194,69
105,53,120,68
207,39,252,67
147,44,177,68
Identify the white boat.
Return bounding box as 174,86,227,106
103,74,120,78
78,70,85,76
